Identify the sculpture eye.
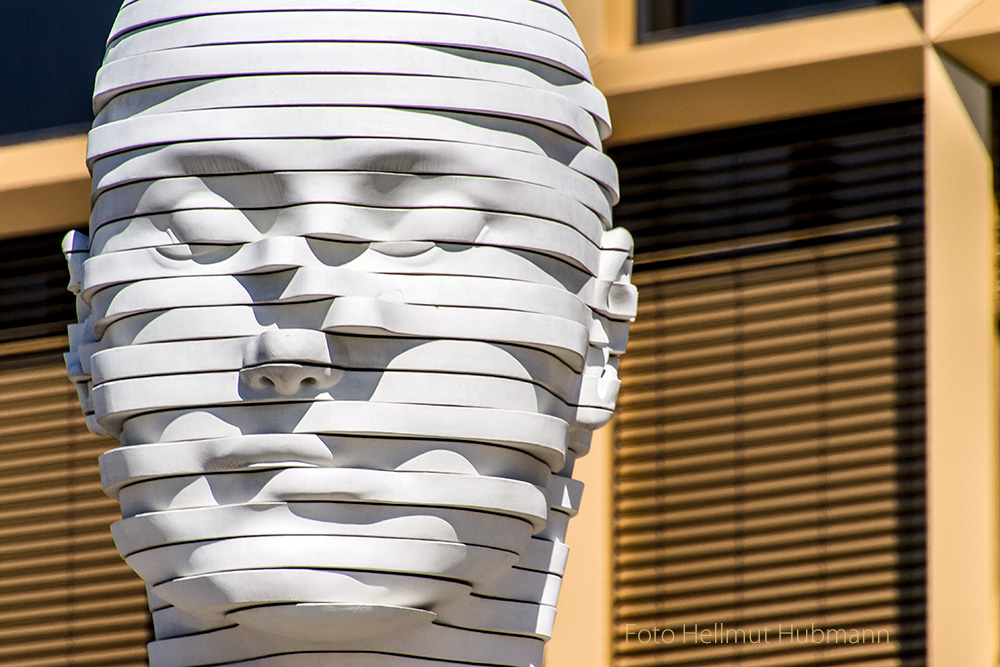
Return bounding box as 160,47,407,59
161,207,260,255
155,242,240,260
369,172,409,195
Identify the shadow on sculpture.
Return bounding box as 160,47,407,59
64,2,636,665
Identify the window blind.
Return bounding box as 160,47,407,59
0,232,150,666
610,101,926,667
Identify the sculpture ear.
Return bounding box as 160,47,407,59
62,230,90,297
574,227,637,431
575,345,620,430
61,231,106,436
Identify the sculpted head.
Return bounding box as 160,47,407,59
64,2,635,665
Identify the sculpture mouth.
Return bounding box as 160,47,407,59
152,567,470,627
226,603,438,643
100,432,554,498
369,240,435,257
107,448,545,641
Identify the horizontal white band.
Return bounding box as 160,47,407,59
91,168,610,235
477,567,561,606
92,370,588,428
92,298,592,367
149,640,533,667
84,331,584,383
86,335,592,404
118,0,570,15
147,611,544,667
112,502,533,554
103,12,590,83
99,433,552,497
90,137,619,209
88,208,604,277
119,402,568,468
129,536,517,596
110,0,576,46
79,236,613,305
118,468,549,528
151,568,469,623
435,594,556,639
94,71,604,147
93,42,603,124
88,270,593,335
87,108,603,193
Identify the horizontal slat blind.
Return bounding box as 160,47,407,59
0,231,79,344
0,232,150,666
610,102,926,667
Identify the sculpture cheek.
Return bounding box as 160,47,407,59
393,204,487,244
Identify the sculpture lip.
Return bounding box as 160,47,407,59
99,433,555,499
368,240,435,257
225,602,438,643
114,467,551,531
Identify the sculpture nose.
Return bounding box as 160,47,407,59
240,330,344,396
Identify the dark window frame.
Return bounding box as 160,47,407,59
637,0,904,43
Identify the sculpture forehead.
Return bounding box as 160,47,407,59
102,137,509,182
90,3,614,176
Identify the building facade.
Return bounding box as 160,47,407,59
1,1,998,666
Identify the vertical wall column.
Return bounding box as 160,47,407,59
924,48,1000,667
545,425,614,667
545,4,632,666
562,0,635,62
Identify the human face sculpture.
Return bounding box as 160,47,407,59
64,3,635,666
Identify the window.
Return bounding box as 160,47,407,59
610,101,927,667
1,2,120,141
0,231,152,666
639,0,899,41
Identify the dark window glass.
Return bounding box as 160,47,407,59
640,0,899,41
0,2,121,141
0,229,80,343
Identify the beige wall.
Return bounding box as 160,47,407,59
0,135,89,240
924,48,999,667
545,426,614,667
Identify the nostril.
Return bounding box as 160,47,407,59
240,363,344,396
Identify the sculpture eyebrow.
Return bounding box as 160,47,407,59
90,138,619,205
89,172,610,237
176,146,432,178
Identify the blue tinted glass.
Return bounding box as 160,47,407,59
644,0,895,37
0,1,121,140
687,0,860,24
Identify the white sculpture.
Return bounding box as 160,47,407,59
64,2,636,665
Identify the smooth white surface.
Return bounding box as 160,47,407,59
87,108,611,197
93,42,606,128
103,12,592,83
126,536,519,586
93,74,603,147
146,622,545,667
109,0,577,45
112,503,535,554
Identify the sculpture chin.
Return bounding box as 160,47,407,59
136,531,525,641
227,603,438,643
